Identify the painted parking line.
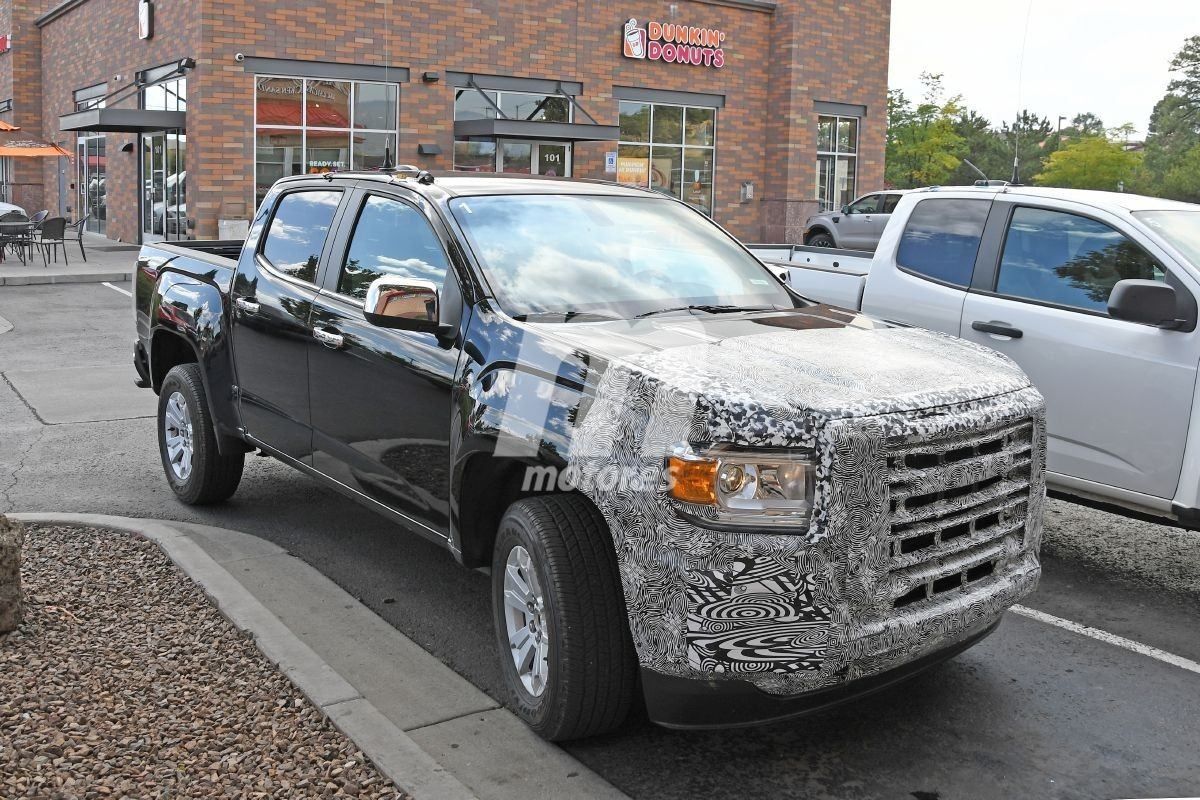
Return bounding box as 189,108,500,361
1012,604,1200,676
102,281,132,298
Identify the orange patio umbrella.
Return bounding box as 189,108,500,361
0,139,71,159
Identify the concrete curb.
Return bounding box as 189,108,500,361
0,271,134,286
13,512,478,800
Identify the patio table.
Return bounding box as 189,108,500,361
0,221,38,265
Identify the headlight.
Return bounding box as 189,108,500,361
666,444,815,528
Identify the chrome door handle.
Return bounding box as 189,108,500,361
234,297,260,315
313,328,344,349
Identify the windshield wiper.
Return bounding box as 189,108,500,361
635,304,774,319
512,310,623,323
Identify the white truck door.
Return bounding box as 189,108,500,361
959,201,1198,499
861,195,992,335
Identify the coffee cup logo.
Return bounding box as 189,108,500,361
623,18,647,59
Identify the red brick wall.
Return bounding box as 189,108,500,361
15,0,890,243
38,0,200,242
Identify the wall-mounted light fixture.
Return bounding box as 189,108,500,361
120,142,135,153
422,71,440,83
417,143,442,156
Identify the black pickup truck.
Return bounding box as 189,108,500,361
133,170,1047,740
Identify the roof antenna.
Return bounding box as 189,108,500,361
380,134,395,171
1011,0,1034,184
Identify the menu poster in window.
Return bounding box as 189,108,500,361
617,157,648,185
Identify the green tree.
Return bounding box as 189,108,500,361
947,109,1012,184
1069,112,1106,137
1167,34,1200,114
1001,110,1059,183
1033,136,1141,191
885,73,966,188
1160,142,1200,203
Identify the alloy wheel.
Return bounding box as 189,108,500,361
163,391,194,482
502,545,551,697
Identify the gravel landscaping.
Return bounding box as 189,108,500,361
0,524,409,799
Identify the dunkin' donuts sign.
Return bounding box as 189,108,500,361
622,18,727,68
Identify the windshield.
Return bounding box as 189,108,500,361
449,193,795,319
1134,210,1200,267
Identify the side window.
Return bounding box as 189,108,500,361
337,195,451,300
882,194,902,214
848,194,881,214
261,190,341,283
996,206,1166,314
896,198,991,287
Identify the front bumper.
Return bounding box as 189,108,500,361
643,616,1003,729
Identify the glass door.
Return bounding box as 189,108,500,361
141,130,187,243
497,140,571,176
77,136,107,234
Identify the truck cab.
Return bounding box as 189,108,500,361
857,187,1200,525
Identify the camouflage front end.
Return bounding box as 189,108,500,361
564,323,1046,699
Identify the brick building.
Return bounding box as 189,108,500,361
0,0,890,244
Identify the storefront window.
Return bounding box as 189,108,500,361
143,77,187,112
75,88,107,235
452,86,575,174
254,76,399,205
453,141,497,173
618,100,716,216
817,114,858,211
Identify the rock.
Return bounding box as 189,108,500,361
0,514,24,632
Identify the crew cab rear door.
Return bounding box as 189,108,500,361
959,197,1199,499
306,185,467,538
230,186,346,461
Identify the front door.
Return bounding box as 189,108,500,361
308,188,465,535
141,130,187,243
839,193,882,250
230,187,344,461
498,140,571,176
959,201,1199,499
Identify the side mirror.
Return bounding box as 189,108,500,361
364,276,441,333
841,204,851,215
1108,279,1180,328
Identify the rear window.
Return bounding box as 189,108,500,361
896,198,991,287
261,190,341,283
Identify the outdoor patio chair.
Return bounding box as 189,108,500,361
71,215,90,262
35,217,68,265
30,210,48,226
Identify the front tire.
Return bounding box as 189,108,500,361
491,495,637,741
157,363,244,505
807,231,836,247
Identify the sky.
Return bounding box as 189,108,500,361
888,0,1197,139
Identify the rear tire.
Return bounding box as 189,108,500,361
491,494,637,741
157,363,244,505
807,231,836,247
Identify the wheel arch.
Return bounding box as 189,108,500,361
453,452,607,569
805,225,836,245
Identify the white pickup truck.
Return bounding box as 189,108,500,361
752,185,1200,528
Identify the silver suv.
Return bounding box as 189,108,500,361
804,190,908,251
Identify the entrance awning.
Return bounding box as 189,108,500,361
58,108,186,133
453,118,620,142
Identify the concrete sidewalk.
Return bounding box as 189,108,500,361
0,232,139,286
12,512,629,800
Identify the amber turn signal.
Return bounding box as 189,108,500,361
667,456,718,505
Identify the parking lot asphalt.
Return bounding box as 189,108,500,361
3,282,1199,799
